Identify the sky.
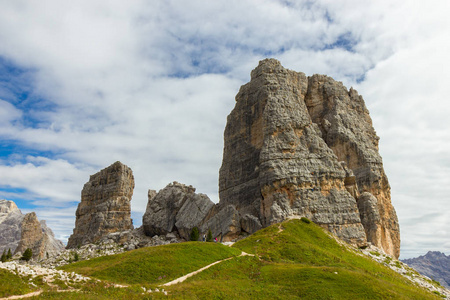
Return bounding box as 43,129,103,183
0,0,449,259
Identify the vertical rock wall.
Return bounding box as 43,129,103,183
67,161,134,249
1,200,64,260
14,212,64,260
0,200,24,254
219,59,400,257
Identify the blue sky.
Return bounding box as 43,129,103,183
0,0,449,259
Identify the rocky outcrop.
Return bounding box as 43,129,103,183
218,59,400,257
0,200,24,254
403,251,450,289
14,212,64,260
0,200,64,260
143,182,215,240
305,73,400,258
67,161,134,249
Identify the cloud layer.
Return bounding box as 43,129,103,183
0,0,449,258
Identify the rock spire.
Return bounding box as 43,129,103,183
0,200,64,260
67,161,134,249
218,59,400,258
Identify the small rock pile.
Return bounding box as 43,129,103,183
0,260,90,286
41,227,182,268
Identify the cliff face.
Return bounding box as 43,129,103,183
219,59,400,258
0,200,64,260
67,161,134,248
14,212,64,260
403,251,450,289
0,200,24,254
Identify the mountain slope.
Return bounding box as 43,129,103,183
55,219,442,299
403,251,450,289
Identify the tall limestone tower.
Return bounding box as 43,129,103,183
219,59,400,258
67,161,134,249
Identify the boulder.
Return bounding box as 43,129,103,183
142,182,214,240
200,204,241,241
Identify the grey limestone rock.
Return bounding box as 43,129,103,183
200,204,241,241
240,214,262,234
306,73,400,258
218,59,400,257
142,182,215,240
0,200,64,260
175,192,215,240
67,161,134,249
0,200,24,254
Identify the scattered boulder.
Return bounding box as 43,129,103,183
240,214,262,234
142,182,214,240
66,161,135,249
200,204,241,241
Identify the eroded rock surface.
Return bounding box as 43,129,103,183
15,212,64,260
143,182,214,240
0,200,64,260
0,200,24,254
218,59,400,257
67,161,134,248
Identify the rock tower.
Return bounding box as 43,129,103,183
0,200,64,260
67,161,134,248
219,59,400,258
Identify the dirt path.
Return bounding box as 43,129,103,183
163,251,254,286
0,288,83,300
0,290,43,300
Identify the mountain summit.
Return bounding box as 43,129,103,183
403,251,450,288
218,59,400,258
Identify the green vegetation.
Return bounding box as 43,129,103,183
300,216,311,224
21,248,32,261
0,269,36,298
2,219,442,299
2,248,12,262
206,228,213,242
59,242,241,285
164,219,439,299
190,226,199,241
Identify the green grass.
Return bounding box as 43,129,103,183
5,219,442,299
59,241,241,285
0,268,37,297
158,219,439,299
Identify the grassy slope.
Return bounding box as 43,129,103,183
0,268,37,297
160,219,439,299
27,220,441,299
59,241,241,285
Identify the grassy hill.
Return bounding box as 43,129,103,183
0,268,37,298
59,241,241,285
2,219,443,299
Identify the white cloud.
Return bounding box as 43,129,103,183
0,99,22,124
